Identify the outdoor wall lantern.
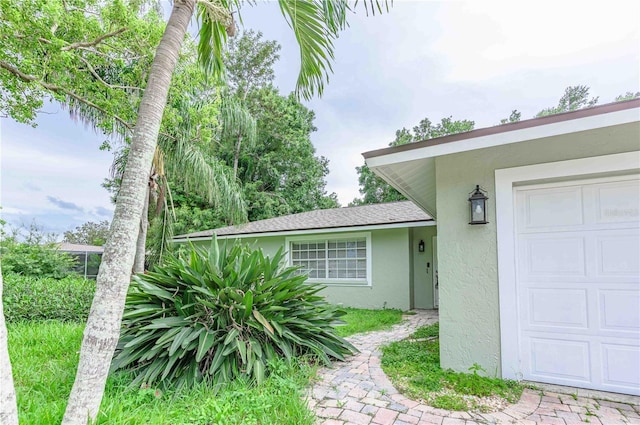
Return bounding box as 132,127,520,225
468,185,489,225
418,239,425,252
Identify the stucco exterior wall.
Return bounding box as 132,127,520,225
320,228,411,310
435,124,640,376
184,227,415,310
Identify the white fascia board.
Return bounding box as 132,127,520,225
366,108,639,168
173,220,436,243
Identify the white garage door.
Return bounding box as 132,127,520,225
515,175,640,395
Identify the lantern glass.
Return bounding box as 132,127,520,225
468,185,489,224
471,199,485,222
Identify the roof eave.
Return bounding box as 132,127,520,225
363,99,640,162
173,219,435,242
364,103,640,219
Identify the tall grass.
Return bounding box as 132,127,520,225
7,307,395,423
335,308,404,337
8,322,83,424
8,322,316,425
381,323,523,412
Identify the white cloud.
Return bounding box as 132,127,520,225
1,206,28,215
430,1,640,82
1,114,115,234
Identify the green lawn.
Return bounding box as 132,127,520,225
335,308,404,337
381,323,523,412
7,307,400,424
8,321,316,425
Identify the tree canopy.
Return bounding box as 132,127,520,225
63,221,110,246
351,117,475,205
0,0,163,134
355,85,639,207
536,85,599,117
167,32,339,235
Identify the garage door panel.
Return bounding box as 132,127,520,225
514,175,640,395
522,187,584,229
527,288,588,329
527,337,591,382
597,233,640,276
601,344,640,391
521,237,586,276
595,180,640,225
599,290,640,333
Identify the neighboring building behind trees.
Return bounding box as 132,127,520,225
58,243,104,279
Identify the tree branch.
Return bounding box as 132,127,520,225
77,56,142,91
0,60,177,142
0,60,133,131
61,28,127,51
77,46,145,62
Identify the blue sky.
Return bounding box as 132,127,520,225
1,0,639,237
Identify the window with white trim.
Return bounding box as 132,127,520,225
288,235,370,285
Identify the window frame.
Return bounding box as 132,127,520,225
285,232,372,287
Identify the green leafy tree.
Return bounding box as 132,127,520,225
171,34,340,235
241,88,340,219
63,221,111,246
108,89,247,271
536,85,599,117
221,31,280,180
1,223,77,279
615,91,640,102
352,117,475,205
2,0,387,422
171,87,340,233
500,110,522,124
0,0,163,133
226,30,281,99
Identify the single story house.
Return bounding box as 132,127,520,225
174,201,437,311
363,99,640,396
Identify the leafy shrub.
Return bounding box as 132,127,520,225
112,239,356,388
1,237,77,279
3,274,95,322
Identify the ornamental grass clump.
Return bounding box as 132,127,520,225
111,239,355,388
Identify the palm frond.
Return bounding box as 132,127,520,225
162,136,246,224
220,96,257,147
147,181,176,268
195,0,245,78
278,0,342,100
195,0,388,100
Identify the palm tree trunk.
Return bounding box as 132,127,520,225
61,1,195,423
133,184,150,274
0,272,19,425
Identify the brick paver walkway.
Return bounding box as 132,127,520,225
308,310,640,424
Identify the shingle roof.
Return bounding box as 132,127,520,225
176,201,432,239
57,242,104,253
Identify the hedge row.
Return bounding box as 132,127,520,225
3,274,95,322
